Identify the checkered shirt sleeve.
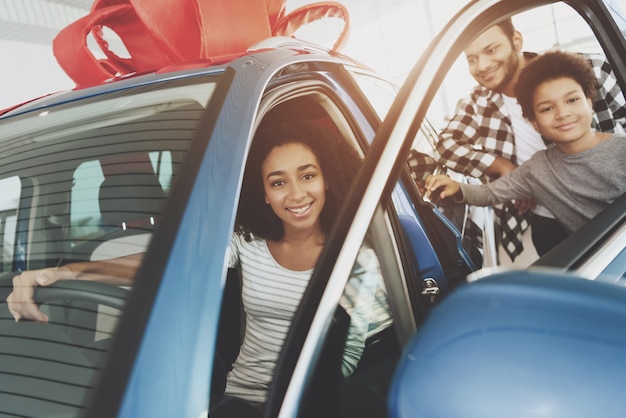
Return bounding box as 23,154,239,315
435,87,516,178
432,87,528,261
585,53,626,132
407,149,438,182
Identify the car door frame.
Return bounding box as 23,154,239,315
87,48,387,417
269,0,626,416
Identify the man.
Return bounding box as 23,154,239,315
415,17,626,260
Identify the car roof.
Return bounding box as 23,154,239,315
0,36,364,120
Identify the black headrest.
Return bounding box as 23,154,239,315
98,172,166,228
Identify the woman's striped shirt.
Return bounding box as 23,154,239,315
224,232,392,405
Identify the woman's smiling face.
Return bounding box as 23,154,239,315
262,142,327,235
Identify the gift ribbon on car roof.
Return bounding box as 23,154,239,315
53,0,350,88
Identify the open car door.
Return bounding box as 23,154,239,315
268,0,626,416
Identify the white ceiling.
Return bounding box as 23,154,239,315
5,1,621,113
0,0,449,108
0,0,415,45
0,0,92,44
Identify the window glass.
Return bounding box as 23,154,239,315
411,2,626,272
0,75,219,417
347,69,398,119
71,160,105,245
0,176,20,272
298,232,397,417
0,76,217,267
70,151,174,248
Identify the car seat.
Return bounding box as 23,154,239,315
91,171,165,261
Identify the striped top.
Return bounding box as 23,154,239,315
224,232,392,405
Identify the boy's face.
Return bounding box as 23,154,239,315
531,76,594,149
464,25,522,93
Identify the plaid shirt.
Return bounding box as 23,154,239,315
411,52,626,261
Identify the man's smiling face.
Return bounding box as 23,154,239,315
464,25,522,94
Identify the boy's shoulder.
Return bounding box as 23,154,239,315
605,132,626,149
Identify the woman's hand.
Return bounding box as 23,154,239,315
424,174,461,201
7,266,75,322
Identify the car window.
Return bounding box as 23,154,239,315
298,234,397,418
291,196,433,417
70,151,174,259
2,78,216,267
0,176,19,273
410,2,626,270
0,75,219,417
347,69,398,120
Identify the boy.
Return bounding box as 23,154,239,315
424,50,626,237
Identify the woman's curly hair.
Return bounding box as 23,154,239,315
515,50,597,121
236,120,362,241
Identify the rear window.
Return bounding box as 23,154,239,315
0,76,218,268
0,74,219,416
0,176,19,273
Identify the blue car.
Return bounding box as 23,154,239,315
0,0,623,417
0,34,474,417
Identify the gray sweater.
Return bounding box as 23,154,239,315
459,134,626,233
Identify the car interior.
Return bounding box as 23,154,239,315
209,90,404,416
206,76,477,417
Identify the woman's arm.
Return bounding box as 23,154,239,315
7,253,143,323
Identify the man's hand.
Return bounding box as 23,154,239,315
7,266,74,323
424,174,461,201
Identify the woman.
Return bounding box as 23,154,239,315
226,120,391,405
8,120,392,406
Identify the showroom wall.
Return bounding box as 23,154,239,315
1,0,625,122
0,0,465,109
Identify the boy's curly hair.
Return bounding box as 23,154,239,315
236,120,362,241
515,50,597,121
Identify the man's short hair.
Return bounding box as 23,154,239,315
495,17,516,41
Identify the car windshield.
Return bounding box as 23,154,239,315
0,74,219,416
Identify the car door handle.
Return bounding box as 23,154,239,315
421,278,440,304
